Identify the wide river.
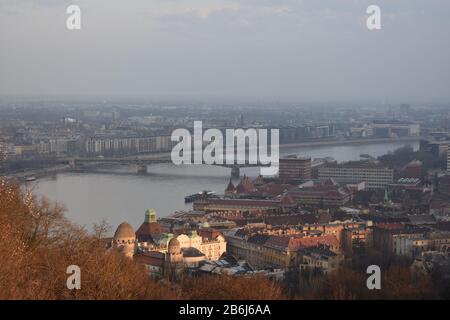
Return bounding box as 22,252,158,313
34,140,418,230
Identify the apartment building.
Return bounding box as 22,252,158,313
279,156,312,180
318,161,393,189
225,227,340,270
84,135,172,155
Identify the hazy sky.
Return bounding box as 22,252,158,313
1,0,450,104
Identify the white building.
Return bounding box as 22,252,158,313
171,231,226,261
318,162,394,189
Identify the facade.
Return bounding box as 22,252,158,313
394,231,450,258
151,230,226,261
372,122,421,137
393,235,431,257
286,180,353,207
298,246,344,274
225,232,296,270
136,238,207,277
84,135,172,156
134,251,165,277
193,198,282,214
279,156,312,180
318,161,394,189
175,231,226,261
373,224,430,256
341,226,373,256
278,124,336,144
225,227,340,271
349,124,373,137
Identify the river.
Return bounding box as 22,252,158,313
32,140,418,230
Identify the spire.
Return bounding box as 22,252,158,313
225,178,235,192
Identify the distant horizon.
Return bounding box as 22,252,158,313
1,1,450,103
1,93,449,108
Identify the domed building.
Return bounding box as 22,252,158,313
175,231,226,261
163,237,206,273
167,238,183,263
113,221,136,258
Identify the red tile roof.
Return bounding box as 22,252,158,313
134,251,165,267
136,222,164,242
264,234,340,251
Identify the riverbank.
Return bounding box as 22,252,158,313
280,136,420,149
3,136,421,181
3,164,69,182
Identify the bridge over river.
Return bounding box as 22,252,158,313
63,153,268,178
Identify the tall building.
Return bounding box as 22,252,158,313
318,161,393,189
279,156,312,180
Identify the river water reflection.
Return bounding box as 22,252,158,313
34,141,418,229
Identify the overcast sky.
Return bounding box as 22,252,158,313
1,0,449,104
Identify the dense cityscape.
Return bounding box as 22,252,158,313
1,0,450,309
1,100,450,299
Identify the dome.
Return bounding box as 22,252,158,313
168,238,181,254
202,221,210,229
113,222,135,240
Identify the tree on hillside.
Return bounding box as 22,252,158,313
180,274,285,300
0,179,177,299
0,178,287,300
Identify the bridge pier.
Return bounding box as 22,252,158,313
231,165,240,179
137,164,148,174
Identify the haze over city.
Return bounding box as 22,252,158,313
1,0,450,104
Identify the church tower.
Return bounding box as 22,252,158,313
145,208,157,223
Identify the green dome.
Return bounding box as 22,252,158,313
202,222,210,228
